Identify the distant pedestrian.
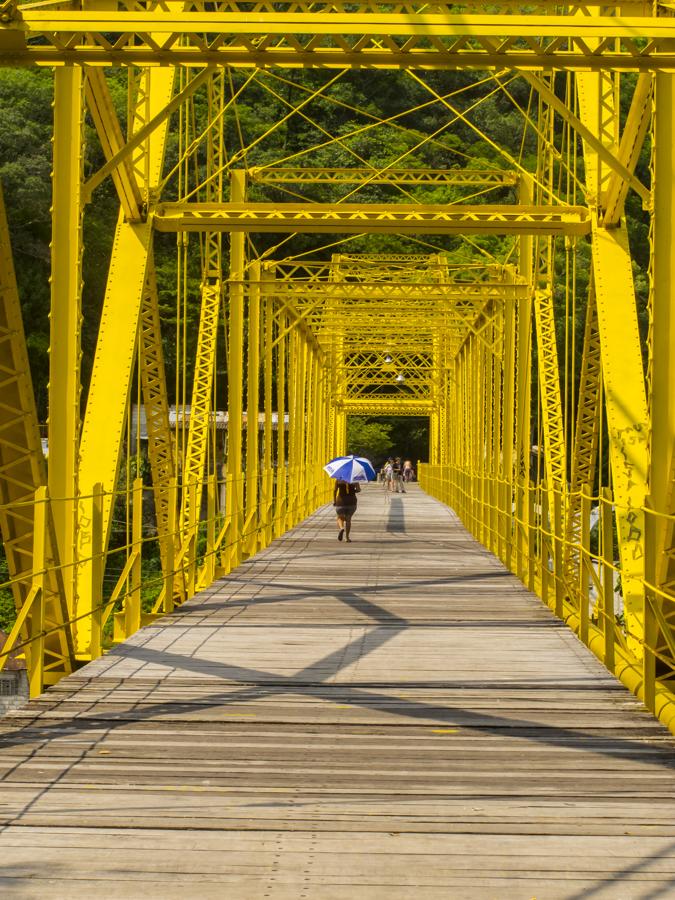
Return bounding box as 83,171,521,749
403,459,414,482
383,458,395,492
333,479,360,542
393,457,405,493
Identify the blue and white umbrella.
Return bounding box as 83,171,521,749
323,454,376,483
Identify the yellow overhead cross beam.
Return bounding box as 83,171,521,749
2,12,675,71
154,203,591,235
247,168,519,186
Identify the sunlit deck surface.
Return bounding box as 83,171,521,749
1,485,675,898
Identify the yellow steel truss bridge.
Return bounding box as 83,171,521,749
0,0,673,742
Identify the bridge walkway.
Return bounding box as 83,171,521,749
1,486,675,897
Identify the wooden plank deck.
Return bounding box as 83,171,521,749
1,484,675,898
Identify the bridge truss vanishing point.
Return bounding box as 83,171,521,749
0,0,674,731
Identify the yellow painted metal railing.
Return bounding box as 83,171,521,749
0,465,331,687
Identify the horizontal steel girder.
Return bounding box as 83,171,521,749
262,282,528,300
247,168,519,186
3,13,675,71
340,399,434,415
154,203,590,235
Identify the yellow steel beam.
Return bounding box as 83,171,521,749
521,72,650,206
565,281,602,589
180,276,221,535
570,281,602,494
248,167,519,186
223,171,246,571
154,203,591,235
262,281,528,302
138,265,176,581
274,299,288,536
603,73,652,226
650,74,675,613
341,399,434,416
48,66,83,621
449,297,504,359
5,13,675,71
128,68,177,202
12,1,656,10
578,71,650,659
592,218,649,657
0,183,74,691
533,289,567,522
261,279,274,547
244,260,262,556
75,68,175,657
265,286,324,356
178,72,225,565
277,255,502,283
84,67,143,220
84,67,214,200
75,220,152,655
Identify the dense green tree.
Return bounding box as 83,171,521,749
346,416,429,469
346,417,394,462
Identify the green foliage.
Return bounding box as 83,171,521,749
0,67,123,417
346,417,394,461
0,69,54,415
0,590,15,632
0,552,16,631
372,417,429,466
346,416,429,467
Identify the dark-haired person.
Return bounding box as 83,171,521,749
333,479,361,542
393,457,405,493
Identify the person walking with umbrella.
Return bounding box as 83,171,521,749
333,479,360,542
323,454,376,543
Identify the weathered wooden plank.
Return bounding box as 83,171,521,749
1,485,675,896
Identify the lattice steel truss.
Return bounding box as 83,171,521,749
0,1,673,736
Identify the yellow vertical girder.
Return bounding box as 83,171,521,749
0,185,74,690
501,281,516,567
48,66,84,622
180,275,221,535
223,170,246,570
179,71,225,586
75,68,175,656
244,260,261,556
75,220,152,655
570,282,602,497
565,281,602,596
139,265,176,580
589,221,649,656
650,73,675,592
533,290,566,493
262,275,274,547
578,71,650,657
286,328,299,528
274,300,287,538
647,73,675,697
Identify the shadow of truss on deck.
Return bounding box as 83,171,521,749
0,582,671,770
